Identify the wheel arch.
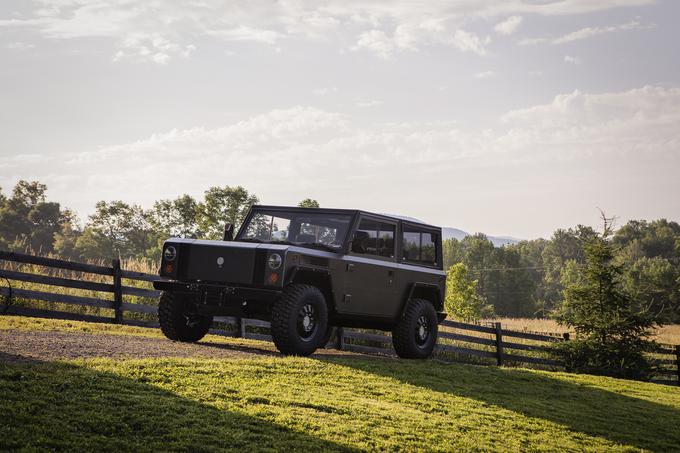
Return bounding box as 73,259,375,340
286,266,335,314
401,283,443,316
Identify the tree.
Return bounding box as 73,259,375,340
197,186,258,240
444,263,493,322
623,256,680,322
0,180,64,253
53,210,82,260
149,195,201,238
541,226,597,312
554,215,656,379
298,198,320,208
76,201,154,260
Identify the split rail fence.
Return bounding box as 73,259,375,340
1,250,678,385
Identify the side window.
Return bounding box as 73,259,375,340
402,227,439,266
351,219,396,258
421,232,436,263
377,223,395,258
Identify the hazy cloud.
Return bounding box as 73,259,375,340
494,16,523,35
519,20,652,46
5,41,36,50
0,0,656,63
474,71,497,79
19,85,676,219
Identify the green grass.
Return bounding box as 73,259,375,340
2,317,680,451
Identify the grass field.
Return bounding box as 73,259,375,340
493,317,680,345
2,316,680,452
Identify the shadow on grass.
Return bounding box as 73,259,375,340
0,352,354,452
322,355,680,452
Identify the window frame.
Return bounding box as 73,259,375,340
400,221,441,269
348,215,398,262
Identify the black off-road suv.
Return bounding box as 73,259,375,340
154,205,446,358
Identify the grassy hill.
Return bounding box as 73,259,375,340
1,317,680,452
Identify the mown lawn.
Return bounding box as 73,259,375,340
1,318,680,452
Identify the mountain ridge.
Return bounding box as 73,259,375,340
382,213,520,247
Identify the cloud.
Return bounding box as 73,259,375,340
564,55,581,64
497,86,680,162
494,16,523,35
355,99,383,108
111,32,195,64
449,30,489,56
206,26,281,45
474,71,496,79
5,41,36,50
0,0,655,63
13,85,668,216
352,30,395,59
519,20,652,45
553,20,652,43
312,86,339,96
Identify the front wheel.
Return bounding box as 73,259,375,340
392,299,439,359
271,284,328,356
158,291,212,342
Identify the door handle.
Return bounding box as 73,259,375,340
347,263,355,272
388,270,394,284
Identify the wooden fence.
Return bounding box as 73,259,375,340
1,250,678,385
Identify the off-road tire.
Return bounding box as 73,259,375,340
392,298,438,359
271,284,328,356
158,291,212,342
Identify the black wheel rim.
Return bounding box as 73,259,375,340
297,303,318,341
184,312,202,328
415,315,430,346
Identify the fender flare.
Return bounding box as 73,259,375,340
401,282,443,317
286,265,336,312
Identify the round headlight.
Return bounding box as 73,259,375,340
164,245,177,262
268,253,282,270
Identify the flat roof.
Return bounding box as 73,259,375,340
250,205,441,230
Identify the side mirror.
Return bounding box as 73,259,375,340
223,223,234,241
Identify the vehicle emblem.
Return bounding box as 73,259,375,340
216,256,225,268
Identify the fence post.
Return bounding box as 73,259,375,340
240,318,247,338
494,322,504,366
336,327,344,350
676,346,680,386
233,317,242,337
111,259,123,324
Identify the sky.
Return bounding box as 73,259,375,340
1,0,679,239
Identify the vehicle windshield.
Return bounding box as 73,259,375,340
237,209,353,250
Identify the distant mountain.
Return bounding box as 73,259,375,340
441,227,520,247
383,213,520,247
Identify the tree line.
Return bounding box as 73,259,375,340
443,218,680,324
1,180,678,325
0,180,319,264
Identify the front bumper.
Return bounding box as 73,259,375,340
153,280,281,316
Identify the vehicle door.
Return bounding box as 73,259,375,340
341,216,399,317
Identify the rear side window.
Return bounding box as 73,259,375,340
351,219,396,258
402,227,438,266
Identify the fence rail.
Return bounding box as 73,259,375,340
1,250,678,385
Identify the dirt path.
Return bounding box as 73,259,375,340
0,329,355,363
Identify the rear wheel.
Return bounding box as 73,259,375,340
271,284,328,356
158,291,212,342
392,299,438,359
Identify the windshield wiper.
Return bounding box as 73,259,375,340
238,238,263,243
297,242,338,253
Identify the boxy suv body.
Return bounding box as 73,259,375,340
154,205,447,358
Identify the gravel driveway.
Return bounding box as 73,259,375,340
0,329,354,363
